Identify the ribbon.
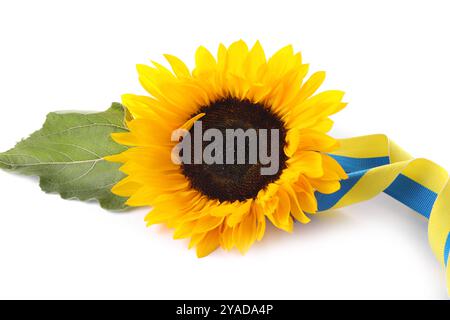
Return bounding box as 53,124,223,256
316,134,450,294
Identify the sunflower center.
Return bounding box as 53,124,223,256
181,97,287,202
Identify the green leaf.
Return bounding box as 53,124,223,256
0,103,129,210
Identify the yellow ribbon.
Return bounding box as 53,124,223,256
320,134,449,294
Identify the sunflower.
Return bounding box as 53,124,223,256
106,40,348,257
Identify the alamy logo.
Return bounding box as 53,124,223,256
171,121,280,175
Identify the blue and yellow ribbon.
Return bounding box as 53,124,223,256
316,134,450,294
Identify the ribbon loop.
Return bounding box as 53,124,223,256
316,134,450,294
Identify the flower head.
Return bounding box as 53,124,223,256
106,40,347,257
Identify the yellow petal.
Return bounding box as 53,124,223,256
309,118,334,133
235,209,257,254
288,90,346,129
245,40,266,81
217,43,228,73
164,54,191,78
310,179,341,194
282,184,310,223
193,215,224,234
297,71,326,102
194,46,216,75
209,202,236,217
110,177,142,197
290,151,324,178
298,191,318,213
220,224,235,251
173,220,197,239
297,129,340,153
284,129,301,157
254,203,266,241
226,40,249,76
226,200,252,227
188,232,206,249
267,45,295,77
272,189,291,227
321,153,348,180
196,228,221,257
104,152,127,163
179,113,205,131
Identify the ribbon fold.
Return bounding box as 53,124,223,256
316,134,450,294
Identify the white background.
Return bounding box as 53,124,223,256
0,0,449,299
